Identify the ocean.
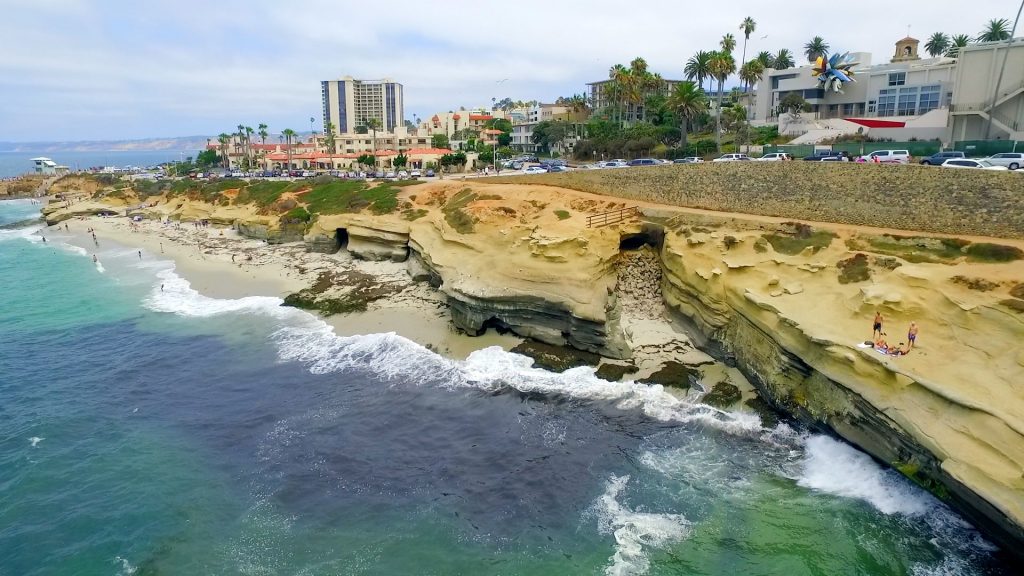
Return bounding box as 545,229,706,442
0,150,198,179
0,199,1012,575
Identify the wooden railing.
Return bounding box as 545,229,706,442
586,206,638,228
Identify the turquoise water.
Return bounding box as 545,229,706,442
0,199,1013,575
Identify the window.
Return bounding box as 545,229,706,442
842,103,855,115
877,93,896,117
868,100,876,113
898,92,917,115
888,72,906,86
918,85,940,114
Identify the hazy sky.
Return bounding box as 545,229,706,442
1,0,1018,141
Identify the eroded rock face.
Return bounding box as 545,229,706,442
657,228,1024,559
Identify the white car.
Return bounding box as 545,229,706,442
397,170,409,178
940,159,1008,171
757,152,792,162
522,166,547,174
673,157,704,164
857,149,911,164
409,169,422,177
712,153,752,162
982,152,1024,170
601,161,630,168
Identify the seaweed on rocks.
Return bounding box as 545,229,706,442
510,340,602,372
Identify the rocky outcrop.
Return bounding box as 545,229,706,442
305,215,410,261
657,226,1024,559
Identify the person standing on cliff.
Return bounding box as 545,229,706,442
873,312,884,339
907,322,918,350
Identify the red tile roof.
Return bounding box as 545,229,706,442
469,114,493,121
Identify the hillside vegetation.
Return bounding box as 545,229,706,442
490,163,1024,239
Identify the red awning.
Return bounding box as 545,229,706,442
845,118,907,128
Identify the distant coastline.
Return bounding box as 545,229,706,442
0,136,213,153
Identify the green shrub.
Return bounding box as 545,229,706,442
235,181,290,207
554,210,571,220
763,229,836,255
964,243,1023,263
837,253,871,284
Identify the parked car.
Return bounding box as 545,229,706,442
601,161,630,168
712,153,752,162
757,152,792,162
857,149,911,164
409,169,422,177
673,157,704,164
982,152,1024,170
627,158,659,166
821,152,853,162
545,165,569,172
920,151,965,165
522,166,547,174
576,164,601,169
385,171,397,179
397,170,409,178
802,150,844,161
425,169,435,177
940,159,1008,171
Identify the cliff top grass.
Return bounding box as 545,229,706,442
847,234,1023,264
442,188,479,234
489,163,1024,239
299,180,398,215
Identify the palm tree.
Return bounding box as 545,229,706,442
258,123,268,145
946,34,971,57
773,49,795,69
365,117,382,155
738,17,756,84
709,51,736,152
924,32,951,57
977,18,1011,42
281,128,297,171
755,50,775,68
740,60,765,98
217,133,230,169
685,51,714,93
244,126,254,168
804,36,830,62
324,123,337,154
667,81,708,154
720,33,737,54
609,63,629,125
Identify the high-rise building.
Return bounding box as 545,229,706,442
321,76,404,134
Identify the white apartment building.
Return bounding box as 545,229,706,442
755,37,956,124
948,37,1024,141
321,76,404,134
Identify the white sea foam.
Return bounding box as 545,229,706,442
594,475,690,576
798,435,933,516
29,436,44,447
61,243,89,257
0,223,43,242
113,555,137,575
95,260,106,274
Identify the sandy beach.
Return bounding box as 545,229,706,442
55,214,522,360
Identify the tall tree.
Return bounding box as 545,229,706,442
946,34,971,57
720,33,737,54
236,124,245,159
924,32,951,57
755,50,775,68
709,51,736,152
804,36,830,62
685,50,714,93
365,117,382,155
667,81,708,154
738,17,757,89
281,128,297,170
244,126,254,167
977,18,1011,42
217,133,231,169
773,48,795,69
258,123,268,144
739,60,765,99
324,123,336,153
608,63,629,125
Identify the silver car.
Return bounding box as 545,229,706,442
982,152,1024,170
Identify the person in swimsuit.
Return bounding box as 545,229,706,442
907,322,918,350
873,312,884,339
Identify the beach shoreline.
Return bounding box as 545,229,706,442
53,214,523,360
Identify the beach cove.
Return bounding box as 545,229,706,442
4,162,1024,573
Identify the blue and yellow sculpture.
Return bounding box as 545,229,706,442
812,52,858,93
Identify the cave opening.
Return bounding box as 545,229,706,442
335,228,349,250
619,225,664,251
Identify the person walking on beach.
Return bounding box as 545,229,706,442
64,224,69,232
907,322,919,350
872,311,884,339
138,250,142,260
